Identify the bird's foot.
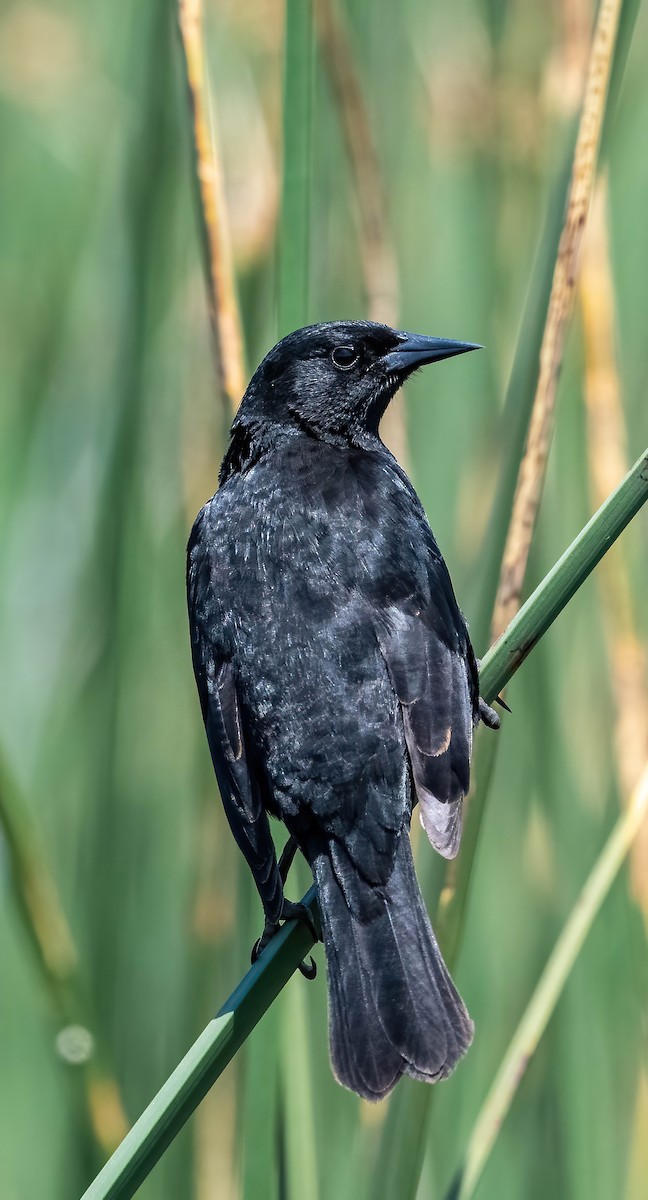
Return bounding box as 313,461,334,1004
475,659,508,727
280,898,321,945
250,899,319,980
479,696,501,729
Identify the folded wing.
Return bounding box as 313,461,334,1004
187,518,284,922
377,593,478,860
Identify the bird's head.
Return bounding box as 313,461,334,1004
234,321,480,449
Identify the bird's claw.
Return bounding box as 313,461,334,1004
250,899,320,980
479,696,501,729
280,899,320,977
250,918,279,964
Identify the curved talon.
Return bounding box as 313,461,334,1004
298,956,317,980
478,696,501,730
250,916,280,964
250,936,268,964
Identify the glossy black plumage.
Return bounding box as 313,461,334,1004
187,320,496,1100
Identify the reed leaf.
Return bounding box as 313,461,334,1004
447,761,648,1200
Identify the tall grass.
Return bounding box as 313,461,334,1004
1,2,647,1199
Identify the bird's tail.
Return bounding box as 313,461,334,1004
312,834,473,1102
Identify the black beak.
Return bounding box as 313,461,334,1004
381,333,482,372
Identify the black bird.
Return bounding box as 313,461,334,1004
187,321,499,1101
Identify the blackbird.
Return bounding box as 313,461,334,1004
187,321,499,1101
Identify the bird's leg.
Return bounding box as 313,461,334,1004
278,834,299,885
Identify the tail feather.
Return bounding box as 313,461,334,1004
313,833,473,1101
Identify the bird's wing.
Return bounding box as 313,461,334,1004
376,562,478,861
187,520,283,923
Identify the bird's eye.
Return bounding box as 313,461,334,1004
332,345,358,370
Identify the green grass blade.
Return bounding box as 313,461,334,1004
0,748,128,1158
278,0,314,336
478,447,648,703
469,134,575,655
600,0,642,160
447,762,648,1200
471,0,640,658
281,977,320,1200
81,889,319,1200
277,6,319,1195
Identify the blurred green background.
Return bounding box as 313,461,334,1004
1,1,647,1197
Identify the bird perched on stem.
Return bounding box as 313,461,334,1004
187,321,499,1101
